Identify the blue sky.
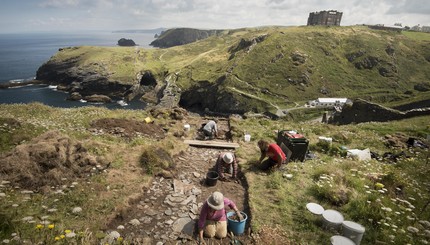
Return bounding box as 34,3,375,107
1,0,429,33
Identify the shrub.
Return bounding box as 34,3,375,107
139,147,174,175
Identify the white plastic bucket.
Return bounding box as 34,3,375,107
330,235,355,245
244,134,251,142
342,221,365,245
322,210,344,230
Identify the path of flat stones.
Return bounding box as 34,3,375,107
107,146,247,245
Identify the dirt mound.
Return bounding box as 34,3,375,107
0,131,107,190
89,118,165,139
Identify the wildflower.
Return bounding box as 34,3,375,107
72,207,82,213
65,229,72,234
60,235,65,239
407,226,419,234
36,224,44,230
66,232,76,238
48,224,55,229
117,237,123,242
375,183,384,189
55,237,60,241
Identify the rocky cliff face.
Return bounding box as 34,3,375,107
36,52,130,98
36,50,160,103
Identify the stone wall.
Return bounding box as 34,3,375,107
330,99,430,125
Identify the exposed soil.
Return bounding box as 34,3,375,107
104,118,255,244
89,118,166,139
0,116,259,244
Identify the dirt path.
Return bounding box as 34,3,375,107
105,120,253,244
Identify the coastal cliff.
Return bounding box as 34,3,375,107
36,26,430,116
150,28,223,48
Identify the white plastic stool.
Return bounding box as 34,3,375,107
342,220,365,245
330,235,355,245
322,209,344,230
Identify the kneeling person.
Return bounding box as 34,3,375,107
198,192,243,242
216,152,238,181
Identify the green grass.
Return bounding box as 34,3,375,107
402,31,430,41
47,26,430,114
232,112,430,244
0,103,429,244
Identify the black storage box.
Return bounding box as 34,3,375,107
277,130,309,162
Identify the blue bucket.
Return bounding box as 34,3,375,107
227,211,247,235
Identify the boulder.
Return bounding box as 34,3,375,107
117,38,136,47
84,94,112,103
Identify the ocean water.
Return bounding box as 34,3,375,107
0,31,157,109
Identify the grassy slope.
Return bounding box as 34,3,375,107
0,103,429,244
48,26,430,111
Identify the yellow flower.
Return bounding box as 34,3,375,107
65,229,72,234
117,237,123,242
36,224,44,230
55,237,60,241
48,224,55,229
375,183,384,189
60,235,65,239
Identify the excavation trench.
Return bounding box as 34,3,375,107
105,119,253,244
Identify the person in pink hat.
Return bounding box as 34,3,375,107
198,192,243,243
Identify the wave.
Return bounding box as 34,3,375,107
79,99,87,103
8,77,36,83
117,100,128,107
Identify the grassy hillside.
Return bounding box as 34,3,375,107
44,26,430,113
0,103,429,244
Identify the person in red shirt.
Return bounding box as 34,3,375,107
257,139,287,170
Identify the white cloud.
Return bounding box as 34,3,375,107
39,0,81,8
1,0,429,32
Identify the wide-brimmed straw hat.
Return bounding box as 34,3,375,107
207,191,224,210
223,153,234,164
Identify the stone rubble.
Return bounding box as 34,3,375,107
109,147,229,244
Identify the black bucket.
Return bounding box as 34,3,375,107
206,171,219,186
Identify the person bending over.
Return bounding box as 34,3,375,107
216,152,238,181
257,139,286,170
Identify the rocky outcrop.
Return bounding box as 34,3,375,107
330,99,430,125
150,28,223,48
36,51,163,103
117,38,136,46
346,49,399,77
36,56,132,99
84,94,113,103
178,75,271,115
